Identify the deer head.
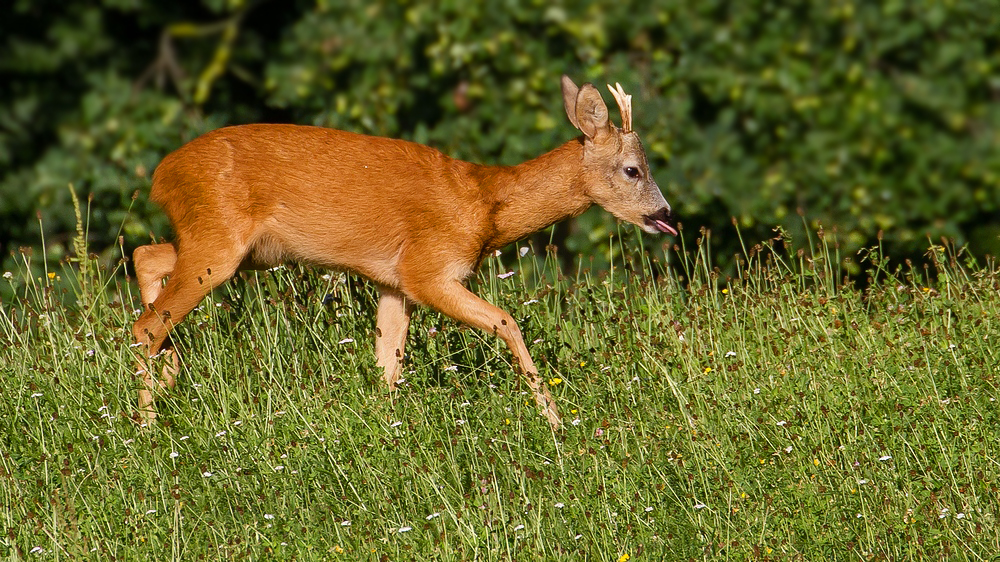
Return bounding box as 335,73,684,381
561,75,677,236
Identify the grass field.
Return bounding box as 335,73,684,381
2,224,999,561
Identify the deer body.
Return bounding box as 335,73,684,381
132,76,676,429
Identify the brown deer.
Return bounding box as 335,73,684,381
131,75,676,429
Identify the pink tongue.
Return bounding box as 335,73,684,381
656,220,678,236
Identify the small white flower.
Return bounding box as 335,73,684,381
519,246,530,257
784,446,793,453
264,514,274,520
460,401,471,407
645,506,654,512
202,471,213,477
169,451,179,459
233,420,242,426
494,250,502,257
523,299,538,305
554,502,564,508
513,524,525,532
776,420,787,427
123,439,134,446
856,513,863,518
30,392,43,398
878,455,892,462
180,435,190,441
145,509,157,515
274,465,284,471
574,534,583,540
571,418,581,426
29,546,43,554
693,503,707,509
725,350,737,357
86,349,95,357
341,520,351,526
338,337,354,344
2,271,12,279
444,365,459,372
426,512,440,520
398,526,412,533
390,421,402,428
753,388,761,394
455,419,466,425
498,271,515,279
956,513,965,519
858,479,867,485
215,430,226,438
532,338,543,344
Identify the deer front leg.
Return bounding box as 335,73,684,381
406,279,560,429
375,286,413,388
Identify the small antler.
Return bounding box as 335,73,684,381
606,82,632,133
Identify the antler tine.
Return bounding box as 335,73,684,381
606,82,633,133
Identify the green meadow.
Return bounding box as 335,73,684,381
2,224,998,560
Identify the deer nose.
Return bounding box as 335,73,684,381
642,207,677,236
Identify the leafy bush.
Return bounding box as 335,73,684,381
2,0,998,277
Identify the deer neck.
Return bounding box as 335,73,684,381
478,139,592,252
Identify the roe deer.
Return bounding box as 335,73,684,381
131,75,676,429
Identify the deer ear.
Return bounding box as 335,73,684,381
561,75,581,130
573,83,610,140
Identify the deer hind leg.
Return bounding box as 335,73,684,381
133,243,181,393
131,247,242,423
134,243,178,306
375,286,413,388
406,278,560,429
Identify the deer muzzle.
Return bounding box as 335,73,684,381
643,207,678,236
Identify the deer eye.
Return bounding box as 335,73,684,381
624,166,640,179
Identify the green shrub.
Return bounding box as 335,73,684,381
3,0,998,277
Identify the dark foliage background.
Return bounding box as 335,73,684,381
2,0,999,279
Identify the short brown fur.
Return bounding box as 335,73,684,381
132,75,675,429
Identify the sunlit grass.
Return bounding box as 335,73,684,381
2,221,999,560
